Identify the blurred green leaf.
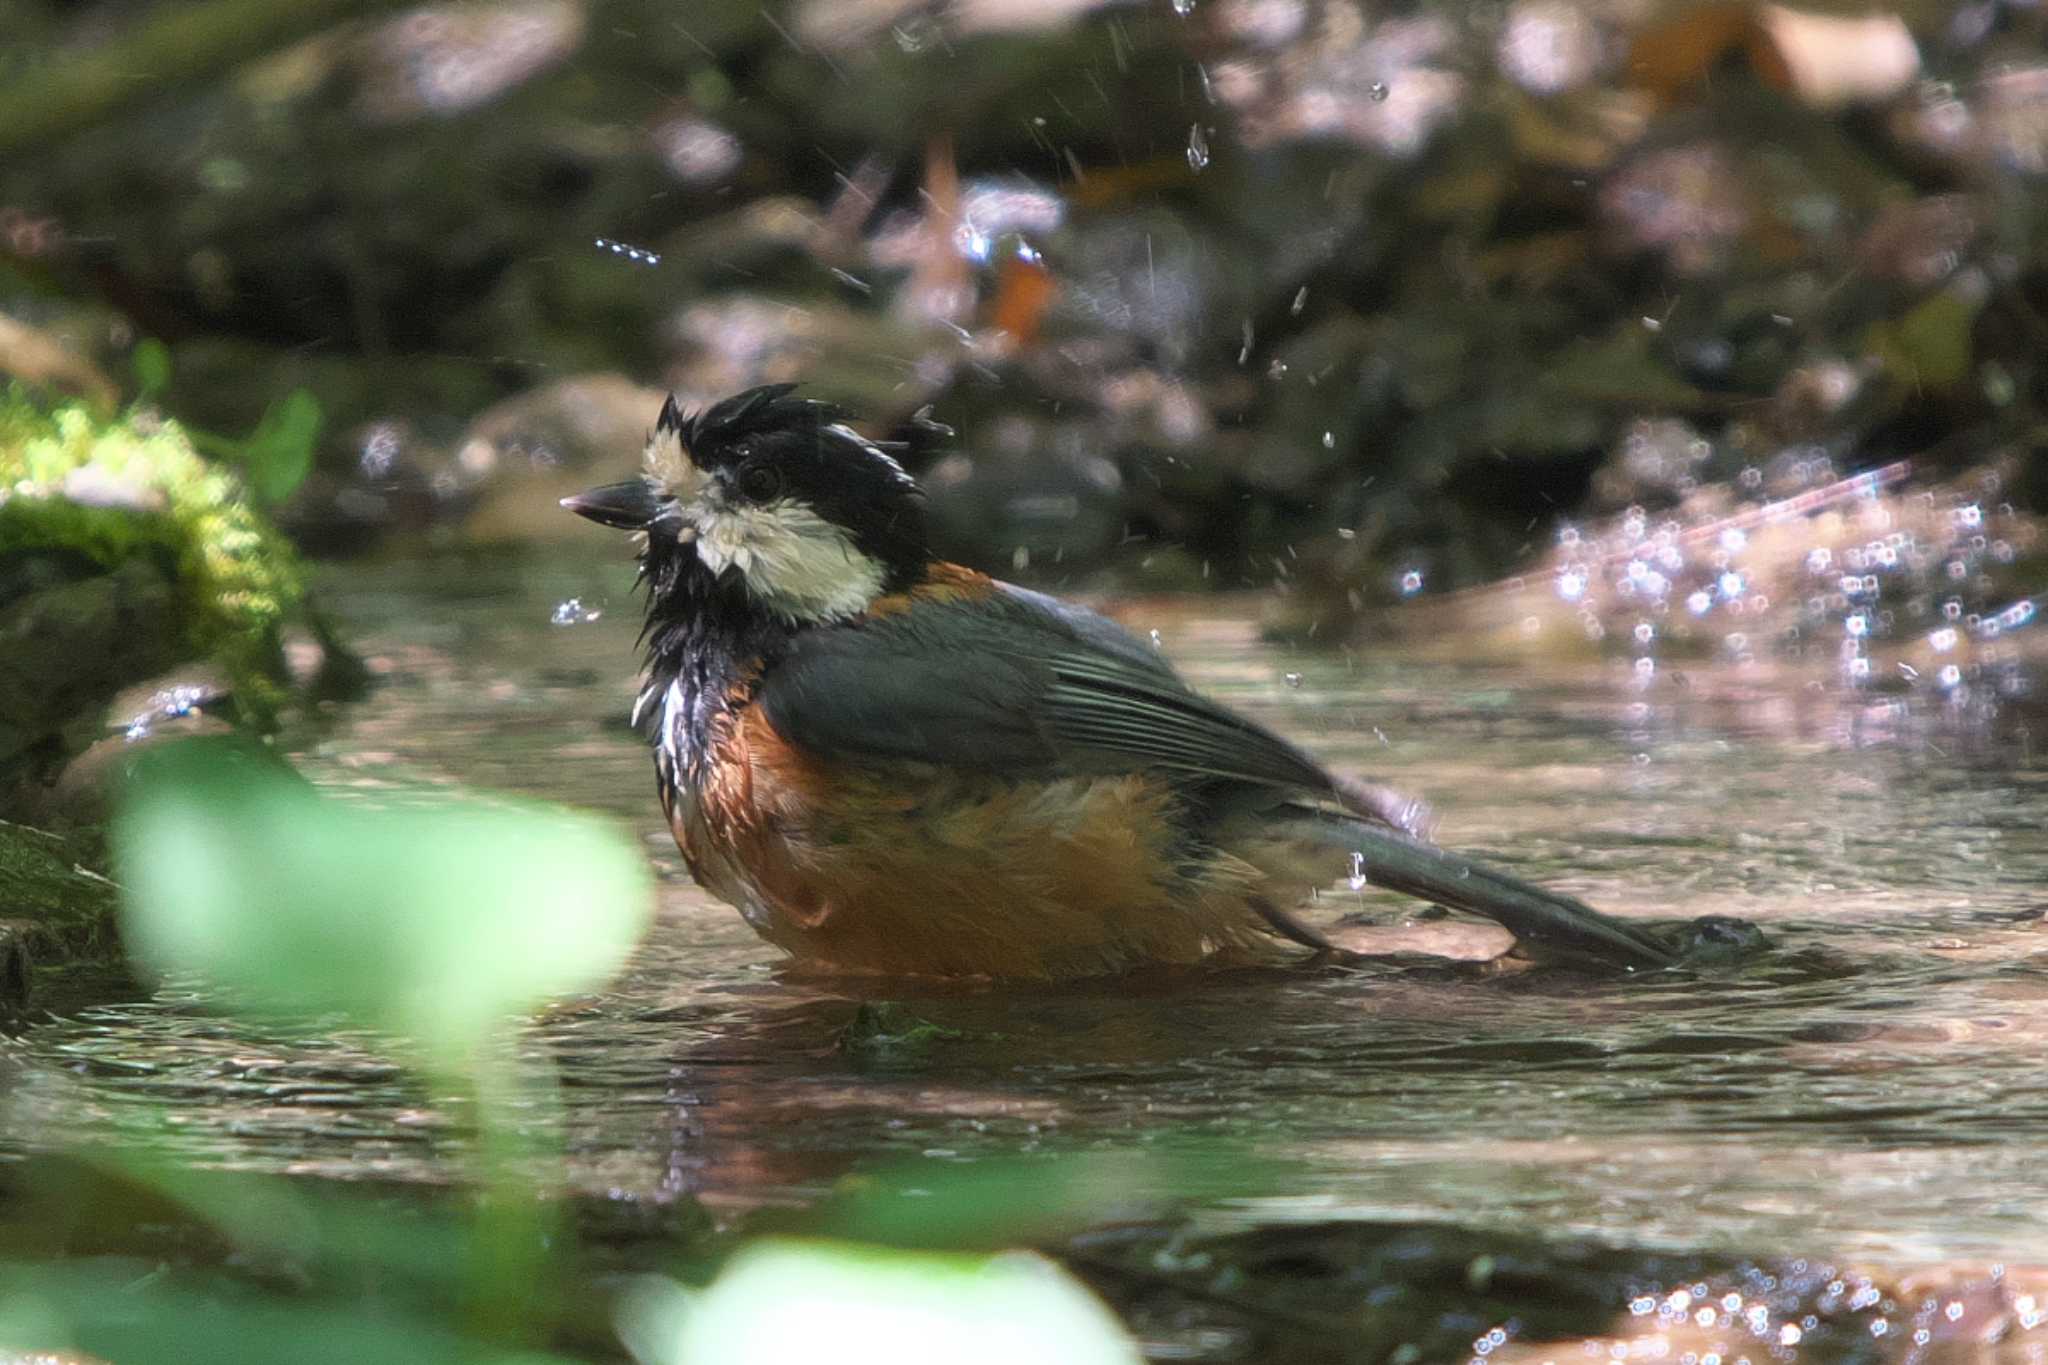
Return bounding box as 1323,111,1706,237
113,738,652,1071
238,387,321,503
617,1239,1140,1365
132,337,172,401
0,1261,575,1365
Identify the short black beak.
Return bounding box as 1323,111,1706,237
561,480,660,530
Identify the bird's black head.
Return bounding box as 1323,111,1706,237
563,384,931,625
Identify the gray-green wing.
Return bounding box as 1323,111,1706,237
756,582,1340,798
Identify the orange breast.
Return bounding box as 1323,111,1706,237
673,705,1273,979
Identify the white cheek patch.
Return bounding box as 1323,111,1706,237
689,496,886,623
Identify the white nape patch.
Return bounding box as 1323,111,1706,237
689,496,886,623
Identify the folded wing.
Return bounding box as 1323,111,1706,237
757,582,1343,801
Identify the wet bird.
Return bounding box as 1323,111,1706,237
564,385,1675,979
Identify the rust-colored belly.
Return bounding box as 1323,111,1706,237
664,708,1271,978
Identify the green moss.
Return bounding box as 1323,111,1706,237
0,388,303,723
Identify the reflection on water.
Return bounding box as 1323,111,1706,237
6,552,2048,1276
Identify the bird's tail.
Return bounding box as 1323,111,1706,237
1278,805,1677,970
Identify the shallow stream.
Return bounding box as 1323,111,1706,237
7,550,2047,1358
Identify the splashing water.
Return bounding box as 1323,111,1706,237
1346,851,1368,892
123,684,216,742
1185,124,1210,172
551,597,603,626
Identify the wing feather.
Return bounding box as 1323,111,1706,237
755,582,1340,800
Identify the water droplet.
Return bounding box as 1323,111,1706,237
1185,123,1210,171
1149,629,1163,648
1347,852,1368,891
1398,569,1424,595
1632,621,1654,645
593,237,662,267
960,222,995,261
1368,80,1389,101
1988,598,2038,632
551,597,603,626
1290,286,1308,315
1283,671,1303,688
1170,0,1194,14
1321,431,1335,449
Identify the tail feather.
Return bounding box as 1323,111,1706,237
1289,808,1676,970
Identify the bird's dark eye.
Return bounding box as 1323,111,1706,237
737,462,783,503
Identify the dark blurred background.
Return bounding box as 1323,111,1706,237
4,0,2047,602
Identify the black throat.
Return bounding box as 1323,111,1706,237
636,543,795,788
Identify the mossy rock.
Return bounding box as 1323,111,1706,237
0,388,304,801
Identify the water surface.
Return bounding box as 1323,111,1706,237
8,551,2046,1297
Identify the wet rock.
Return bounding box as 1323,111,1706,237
650,114,743,185
454,373,667,541
1498,0,1604,96
1750,7,1919,111
661,297,955,425
348,0,587,124
1856,193,1979,288
1598,143,1750,274
0,556,183,802
0,312,118,411
0,395,305,811
1215,9,1468,158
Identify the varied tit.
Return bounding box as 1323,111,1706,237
564,385,1675,979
